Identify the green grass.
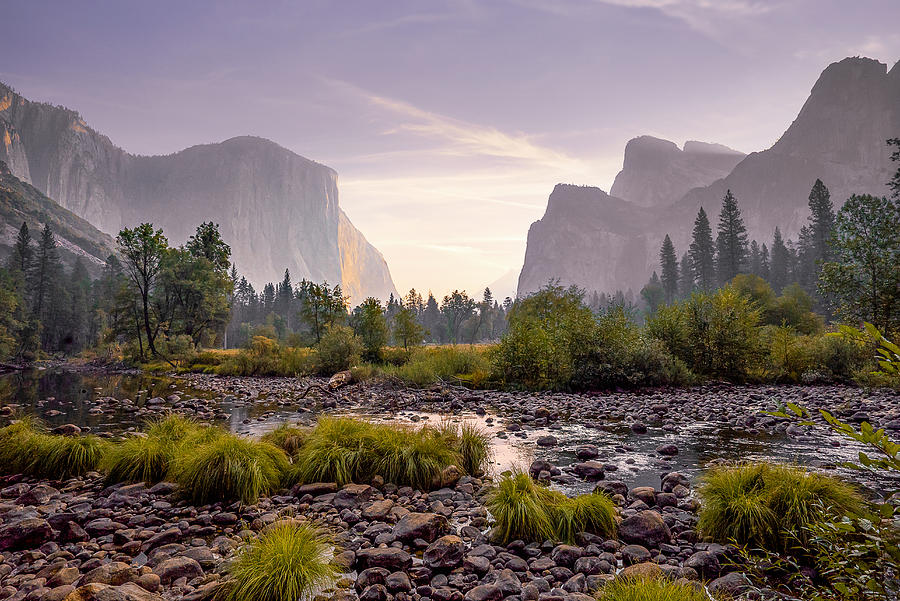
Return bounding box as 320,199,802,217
377,345,493,387
597,577,713,601
486,471,616,544
31,434,106,480
0,417,105,480
697,462,863,552
224,520,338,601
172,434,289,505
287,416,489,490
457,421,491,476
261,422,308,457
102,414,217,485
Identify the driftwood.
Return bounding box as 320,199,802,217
298,382,337,399
0,362,27,373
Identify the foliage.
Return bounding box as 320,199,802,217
819,193,900,336
224,520,338,601
31,434,106,480
391,306,425,354
697,462,863,552
716,189,749,285
379,345,492,387
596,577,713,601
315,324,361,375
486,471,616,544
351,297,389,361
456,421,491,476
172,433,289,505
688,206,716,291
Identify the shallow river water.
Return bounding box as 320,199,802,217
2,368,897,497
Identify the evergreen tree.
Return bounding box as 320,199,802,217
807,179,836,264
276,269,293,329
759,243,770,281
422,292,442,342
30,224,61,335
770,227,790,294
678,253,692,299
689,207,716,291
640,271,664,313
11,222,32,274
748,240,761,276
715,190,749,285
659,234,678,305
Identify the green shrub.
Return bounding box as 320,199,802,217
172,434,289,505
697,462,863,552
597,577,712,601
379,345,492,387
225,520,338,601
31,434,106,480
486,471,616,544
316,325,361,375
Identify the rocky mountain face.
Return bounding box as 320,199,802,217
518,57,900,298
0,83,397,302
610,137,744,208
0,160,116,272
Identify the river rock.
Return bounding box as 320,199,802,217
617,510,672,547
392,512,448,543
424,535,466,569
0,518,53,551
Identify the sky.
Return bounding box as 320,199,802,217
2,0,899,300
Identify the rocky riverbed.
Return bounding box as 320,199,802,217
0,369,898,601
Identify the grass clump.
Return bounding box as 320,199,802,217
697,462,863,552
261,422,308,457
0,417,47,475
224,520,338,601
597,577,712,601
31,434,106,480
288,416,489,490
487,471,616,544
173,433,289,505
102,414,214,485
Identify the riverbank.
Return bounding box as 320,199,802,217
0,368,897,600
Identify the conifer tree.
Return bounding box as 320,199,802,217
12,222,32,274
770,227,790,294
659,234,678,304
715,190,749,285
678,253,693,299
640,271,664,313
759,243,770,281
689,207,716,291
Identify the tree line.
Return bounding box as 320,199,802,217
641,138,900,336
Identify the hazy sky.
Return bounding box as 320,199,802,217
2,1,898,299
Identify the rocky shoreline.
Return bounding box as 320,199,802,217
0,373,897,601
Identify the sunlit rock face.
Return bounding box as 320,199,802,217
518,57,900,298
0,83,397,302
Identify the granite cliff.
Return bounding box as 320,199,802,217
518,57,900,298
0,83,397,302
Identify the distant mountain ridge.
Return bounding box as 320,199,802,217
0,160,116,271
518,57,900,298
0,82,397,301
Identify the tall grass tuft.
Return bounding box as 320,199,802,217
457,421,491,476
31,434,106,480
261,422,308,457
173,434,289,505
224,520,338,601
288,416,477,490
697,462,863,552
103,434,176,485
0,417,47,475
486,471,616,544
597,577,712,601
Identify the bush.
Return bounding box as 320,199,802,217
596,577,712,601
380,345,492,388
316,325,361,375
697,462,863,552
486,471,615,544
224,520,338,601
172,434,289,505
288,417,487,490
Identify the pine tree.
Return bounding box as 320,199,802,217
689,207,716,291
715,190,749,285
759,243,770,281
12,222,32,274
659,234,678,305
808,179,836,263
770,227,790,294
30,223,59,323
748,240,762,276
640,271,664,313
678,253,692,299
